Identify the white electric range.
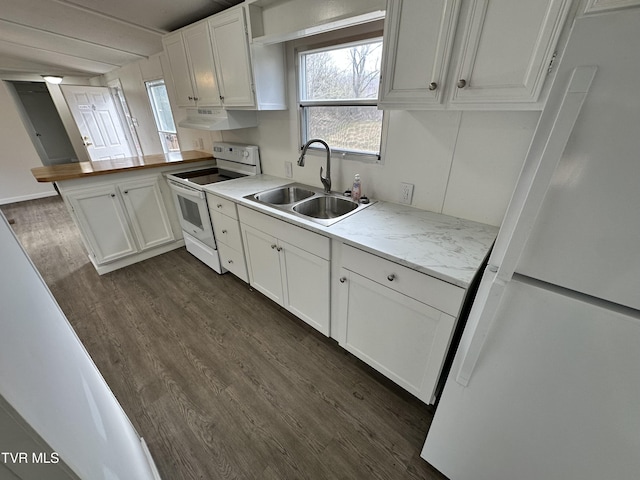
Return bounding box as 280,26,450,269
166,142,260,273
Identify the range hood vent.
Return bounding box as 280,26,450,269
178,108,258,131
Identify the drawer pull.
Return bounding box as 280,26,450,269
339,277,347,283
276,246,283,252
222,229,227,234
217,204,223,208
227,260,233,264
387,274,396,281
271,244,277,249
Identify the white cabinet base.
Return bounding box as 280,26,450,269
90,239,185,275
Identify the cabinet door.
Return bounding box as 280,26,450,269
118,178,175,251
163,32,195,107
66,185,138,264
337,268,456,404
280,240,330,336
242,224,284,304
208,8,256,108
183,22,222,107
450,0,571,106
379,0,461,108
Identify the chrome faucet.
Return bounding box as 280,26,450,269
298,138,331,193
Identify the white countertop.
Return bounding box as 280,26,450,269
203,174,498,289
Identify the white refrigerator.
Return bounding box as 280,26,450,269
421,6,640,480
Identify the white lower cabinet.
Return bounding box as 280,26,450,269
65,176,175,265
207,193,248,282
239,206,330,336
337,244,465,404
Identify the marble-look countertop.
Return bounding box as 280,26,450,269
204,174,498,289
31,150,214,182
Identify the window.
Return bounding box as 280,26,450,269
145,80,180,153
298,37,384,160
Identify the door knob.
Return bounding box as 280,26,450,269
428,82,438,91
457,79,467,89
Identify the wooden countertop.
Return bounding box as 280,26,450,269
31,150,215,182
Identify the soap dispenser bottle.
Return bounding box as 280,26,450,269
351,174,362,203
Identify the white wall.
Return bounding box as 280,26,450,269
0,81,56,205
100,57,164,156
100,14,540,227
218,23,540,227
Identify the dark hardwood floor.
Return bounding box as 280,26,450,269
2,196,447,480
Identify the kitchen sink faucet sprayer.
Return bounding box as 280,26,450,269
298,138,331,193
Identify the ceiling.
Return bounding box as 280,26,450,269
0,0,243,78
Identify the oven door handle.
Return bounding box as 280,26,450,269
168,179,205,199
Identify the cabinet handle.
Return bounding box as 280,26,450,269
387,274,396,281
339,277,347,283
457,79,467,89
194,97,198,101
227,260,233,264
271,244,277,249
219,95,224,101
428,82,438,91
110,193,115,198
221,229,227,234
217,204,223,208
123,190,128,194
188,96,193,100
276,246,283,252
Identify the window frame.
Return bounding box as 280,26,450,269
145,79,180,154
296,36,387,164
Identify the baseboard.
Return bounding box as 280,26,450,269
0,190,59,206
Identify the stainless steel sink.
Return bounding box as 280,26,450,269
254,186,315,204
244,183,374,226
293,196,359,219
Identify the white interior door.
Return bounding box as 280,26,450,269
61,85,133,161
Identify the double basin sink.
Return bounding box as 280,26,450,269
244,183,374,226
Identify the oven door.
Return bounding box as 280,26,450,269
167,179,216,249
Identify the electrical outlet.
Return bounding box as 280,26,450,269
400,182,414,204
285,161,293,178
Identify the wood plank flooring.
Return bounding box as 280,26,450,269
2,196,447,480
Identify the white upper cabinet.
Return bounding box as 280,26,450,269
182,23,222,107
208,8,256,108
379,0,573,110
449,0,573,107
378,0,461,108
163,5,286,111
163,24,222,108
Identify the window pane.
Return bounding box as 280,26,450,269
304,106,382,155
146,80,180,154
160,132,180,153
301,40,382,101
147,82,176,133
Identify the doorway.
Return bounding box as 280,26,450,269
9,81,77,167
61,85,135,161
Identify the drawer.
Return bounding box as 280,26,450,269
238,205,330,260
210,210,243,249
207,193,238,219
341,244,465,317
218,243,248,283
